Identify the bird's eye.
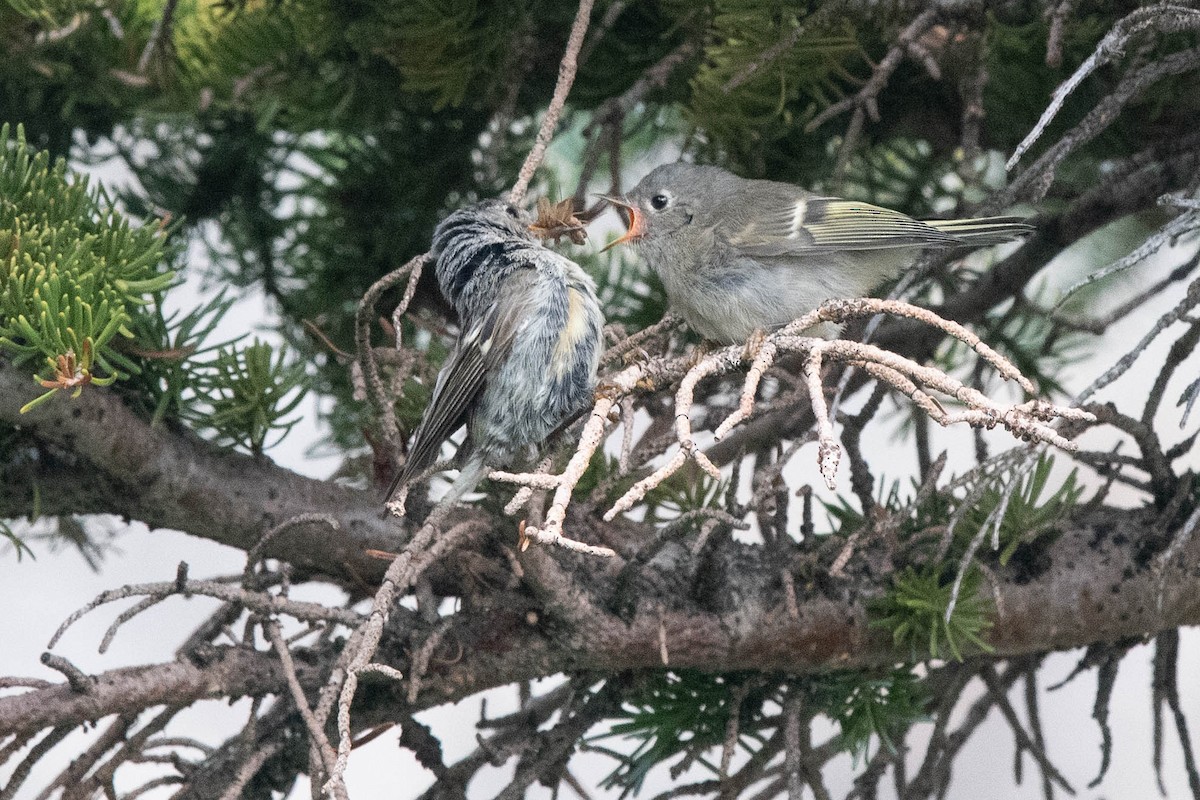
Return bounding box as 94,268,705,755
650,194,670,211
505,205,520,219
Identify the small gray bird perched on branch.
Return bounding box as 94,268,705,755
385,199,605,512
603,162,1033,343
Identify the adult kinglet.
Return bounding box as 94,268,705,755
604,162,1032,343
385,199,605,510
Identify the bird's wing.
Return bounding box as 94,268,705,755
388,268,538,497
718,182,962,258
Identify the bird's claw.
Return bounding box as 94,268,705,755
742,329,767,362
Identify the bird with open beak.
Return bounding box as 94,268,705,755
599,196,647,251
600,162,1032,343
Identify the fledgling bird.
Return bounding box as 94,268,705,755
385,199,605,511
604,162,1033,343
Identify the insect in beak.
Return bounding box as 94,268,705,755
596,195,644,252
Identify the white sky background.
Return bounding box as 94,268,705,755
1,140,1198,800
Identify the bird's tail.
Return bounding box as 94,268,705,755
434,456,488,511
925,216,1035,247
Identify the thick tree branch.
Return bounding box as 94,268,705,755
4,506,1195,740
0,647,300,739
0,363,402,585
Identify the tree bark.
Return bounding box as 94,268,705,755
2,502,1195,739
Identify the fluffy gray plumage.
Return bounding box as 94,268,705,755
616,163,1033,342
385,199,605,508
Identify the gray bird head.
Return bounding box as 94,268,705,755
431,199,534,260
431,199,537,317
605,163,737,249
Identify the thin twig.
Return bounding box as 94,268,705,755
98,595,165,654
216,741,284,800
323,520,479,795
783,690,805,800
355,255,429,454
1156,505,1200,612
719,682,749,785
1009,5,1200,170
724,20,806,92
0,727,72,800
1056,207,1199,308
38,654,92,694
509,0,596,205
1076,277,1200,404
136,0,179,73
978,666,1076,794
264,621,342,796
406,617,457,704
1005,42,1200,201
49,575,361,650
245,513,340,583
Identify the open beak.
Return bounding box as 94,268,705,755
596,195,644,252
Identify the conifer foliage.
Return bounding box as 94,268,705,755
2,2,1200,799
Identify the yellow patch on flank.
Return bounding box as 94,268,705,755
553,288,587,377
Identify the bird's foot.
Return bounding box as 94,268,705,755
594,380,624,402
621,345,651,367
742,328,767,362
685,339,718,370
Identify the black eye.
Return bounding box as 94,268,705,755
505,205,520,219
650,194,669,211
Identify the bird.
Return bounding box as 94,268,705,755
602,162,1033,343
384,198,605,511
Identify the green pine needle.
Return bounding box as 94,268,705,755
193,338,309,454
871,565,994,662
0,123,174,411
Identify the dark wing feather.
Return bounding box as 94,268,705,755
386,268,537,499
